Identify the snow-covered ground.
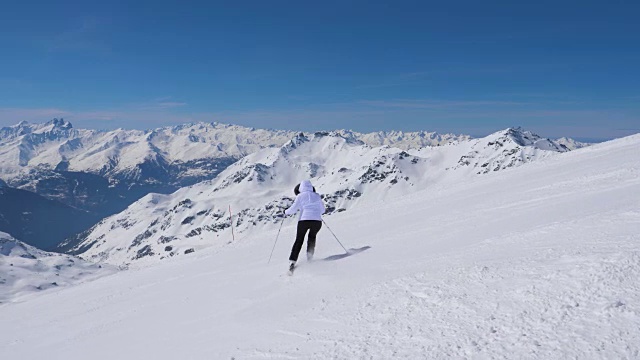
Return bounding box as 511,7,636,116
1,134,638,359
0,232,114,304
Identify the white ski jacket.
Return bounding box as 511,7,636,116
285,180,325,221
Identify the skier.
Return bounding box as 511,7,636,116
283,179,325,274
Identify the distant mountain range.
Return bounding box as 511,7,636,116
0,119,475,187
0,119,477,214
0,119,295,211
0,119,589,253
62,127,580,266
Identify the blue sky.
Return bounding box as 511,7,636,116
0,0,638,141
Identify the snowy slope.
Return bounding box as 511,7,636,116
0,134,638,359
65,128,570,266
0,232,114,303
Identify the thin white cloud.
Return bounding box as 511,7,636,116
360,99,527,109
156,101,188,109
137,97,188,111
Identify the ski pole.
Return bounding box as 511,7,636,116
321,218,349,253
268,216,286,264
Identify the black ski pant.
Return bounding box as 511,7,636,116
289,220,322,262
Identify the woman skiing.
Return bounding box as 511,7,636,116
284,179,325,273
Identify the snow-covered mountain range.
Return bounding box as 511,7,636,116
335,129,472,149
0,119,296,189
64,127,574,266
1,120,294,228
0,119,473,187
0,120,473,219
0,119,590,255
0,231,113,303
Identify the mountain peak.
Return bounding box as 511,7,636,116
283,132,309,149
46,118,73,129
508,127,536,143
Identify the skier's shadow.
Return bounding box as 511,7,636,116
322,246,371,261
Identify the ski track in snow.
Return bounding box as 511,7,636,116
0,135,638,359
